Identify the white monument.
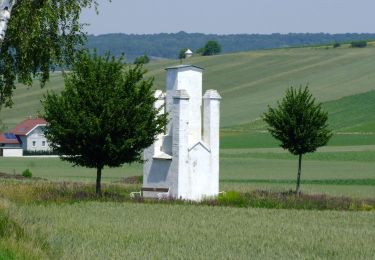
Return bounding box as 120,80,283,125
184,49,193,58
143,65,221,201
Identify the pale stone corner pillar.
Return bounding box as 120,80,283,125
153,90,166,154
203,89,222,194
172,89,190,199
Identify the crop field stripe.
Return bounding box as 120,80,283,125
221,151,375,162
3,46,375,129
221,178,375,186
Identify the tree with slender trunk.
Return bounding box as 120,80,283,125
263,86,332,194
42,51,167,195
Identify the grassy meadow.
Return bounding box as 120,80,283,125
1,44,375,258
1,202,373,259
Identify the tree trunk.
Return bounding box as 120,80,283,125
295,154,302,194
0,0,16,42
96,167,102,196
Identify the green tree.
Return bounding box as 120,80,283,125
351,41,367,48
178,48,188,59
195,47,205,55
202,40,221,56
42,51,167,195
263,86,332,193
133,54,150,65
0,0,101,108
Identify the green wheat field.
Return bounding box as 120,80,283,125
1,43,375,259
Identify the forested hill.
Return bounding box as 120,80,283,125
86,31,375,61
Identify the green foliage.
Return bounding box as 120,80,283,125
42,51,167,194
264,86,332,156
202,40,221,56
23,150,59,156
264,86,332,192
133,55,150,65
21,169,32,178
214,190,375,211
217,191,247,207
178,48,188,59
333,42,341,48
0,0,100,109
351,41,367,48
1,181,374,211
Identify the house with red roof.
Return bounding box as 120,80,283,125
0,118,51,157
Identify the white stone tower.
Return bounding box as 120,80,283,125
184,49,193,58
143,65,221,201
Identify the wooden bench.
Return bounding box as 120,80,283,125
130,187,170,199
141,187,169,193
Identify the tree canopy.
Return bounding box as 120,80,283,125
263,86,332,193
42,51,167,194
0,0,100,108
133,54,150,65
351,41,367,48
178,48,188,59
202,40,221,56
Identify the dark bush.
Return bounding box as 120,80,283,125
333,43,341,48
133,55,150,65
21,169,32,178
202,40,221,56
23,150,59,156
351,41,367,48
178,48,188,59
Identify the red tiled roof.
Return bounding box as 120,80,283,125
11,118,47,136
0,133,20,144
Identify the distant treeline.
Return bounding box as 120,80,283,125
86,31,375,61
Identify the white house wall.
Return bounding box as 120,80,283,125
26,126,51,151
3,148,23,157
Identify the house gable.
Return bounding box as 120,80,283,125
11,118,47,136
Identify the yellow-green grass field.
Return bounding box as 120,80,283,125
1,44,375,259
1,202,374,259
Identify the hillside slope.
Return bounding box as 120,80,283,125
147,45,375,127
323,90,375,133
87,32,375,60
1,45,375,131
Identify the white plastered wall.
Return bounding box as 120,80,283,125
143,65,221,201
3,148,23,157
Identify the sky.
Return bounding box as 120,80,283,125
80,0,375,35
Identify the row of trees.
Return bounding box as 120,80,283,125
333,41,368,48
1,1,333,196
86,32,375,60
179,40,222,59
